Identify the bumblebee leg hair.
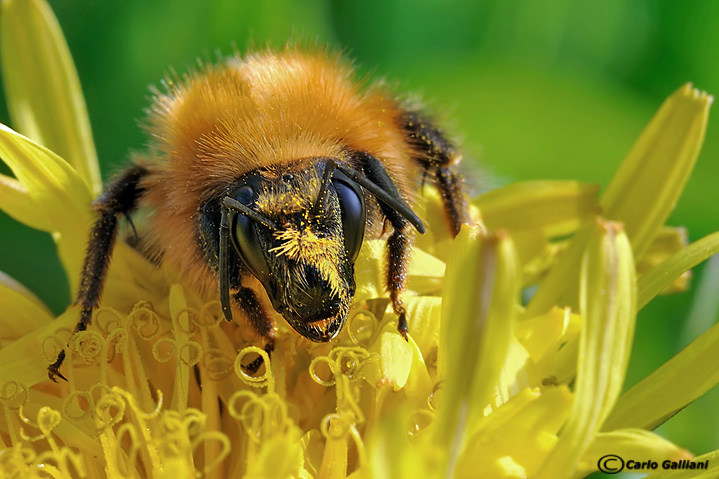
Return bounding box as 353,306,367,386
435,167,467,236
401,110,468,236
354,151,414,340
234,287,276,374
48,165,149,382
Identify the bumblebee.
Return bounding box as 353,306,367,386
49,47,468,380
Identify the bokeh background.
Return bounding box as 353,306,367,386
1,1,717,475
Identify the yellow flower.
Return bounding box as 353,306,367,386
1,1,719,478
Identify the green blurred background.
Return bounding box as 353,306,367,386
0,0,717,473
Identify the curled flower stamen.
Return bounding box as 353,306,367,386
347,309,378,346
42,328,71,363
194,300,224,329
114,422,143,476
63,389,94,421
309,356,337,387
127,302,161,340
172,307,199,336
71,330,104,365
0,380,28,409
95,391,127,429
152,337,177,363
235,346,274,390
228,390,291,443
191,431,231,476
177,341,202,368
202,348,234,381
333,347,376,380
321,412,352,440
105,327,130,364
95,307,126,336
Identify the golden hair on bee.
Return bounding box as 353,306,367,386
48,45,469,381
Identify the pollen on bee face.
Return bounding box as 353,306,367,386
255,167,322,214
270,227,338,260
270,227,346,300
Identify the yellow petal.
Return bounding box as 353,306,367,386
0,306,75,386
455,386,573,479
406,247,445,296
525,225,591,316
527,85,711,316
515,306,579,365
520,239,565,286
434,225,521,474
0,276,53,339
600,83,712,261
485,229,555,283
0,124,92,292
245,435,304,479
368,411,427,479
300,430,324,477
412,185,458,261
364,322,413,391
0,269,51,315
475,181,599,281
474,180,600,238
637,226,690,295
637,226,689,271
536,219,636,478
603,318,719,431
404,295,441,361
402,337,433,408
353,240,445,304
318,415,351,479
169,284,192,412
0,173,50,231
353,240,388,303
638,230,719,310
1,0,101,194
490,333,532,409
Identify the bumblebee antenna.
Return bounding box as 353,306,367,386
222,197,279,231
313,160,336,216
335,161,426,234
219,204,234,321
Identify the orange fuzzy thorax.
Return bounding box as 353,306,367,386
138,48,417,317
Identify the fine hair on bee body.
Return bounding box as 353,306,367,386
48,45,468,381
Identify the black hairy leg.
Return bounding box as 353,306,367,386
401,110,468,236
216,196,278,323
354,151,415,340
235,287,276,374
211,201,275,374
48,165,149,381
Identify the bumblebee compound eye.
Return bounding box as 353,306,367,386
332,170,366,262
229,185,272,282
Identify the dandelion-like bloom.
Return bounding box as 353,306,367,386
1,1,719,478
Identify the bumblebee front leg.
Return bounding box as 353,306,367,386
355,152,414,339
48,165,148,381
401,110,468,236
218,202,275,373
235,287,275,373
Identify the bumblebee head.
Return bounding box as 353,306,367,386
227,160,365,342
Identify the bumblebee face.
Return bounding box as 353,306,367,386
228,160,366,342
